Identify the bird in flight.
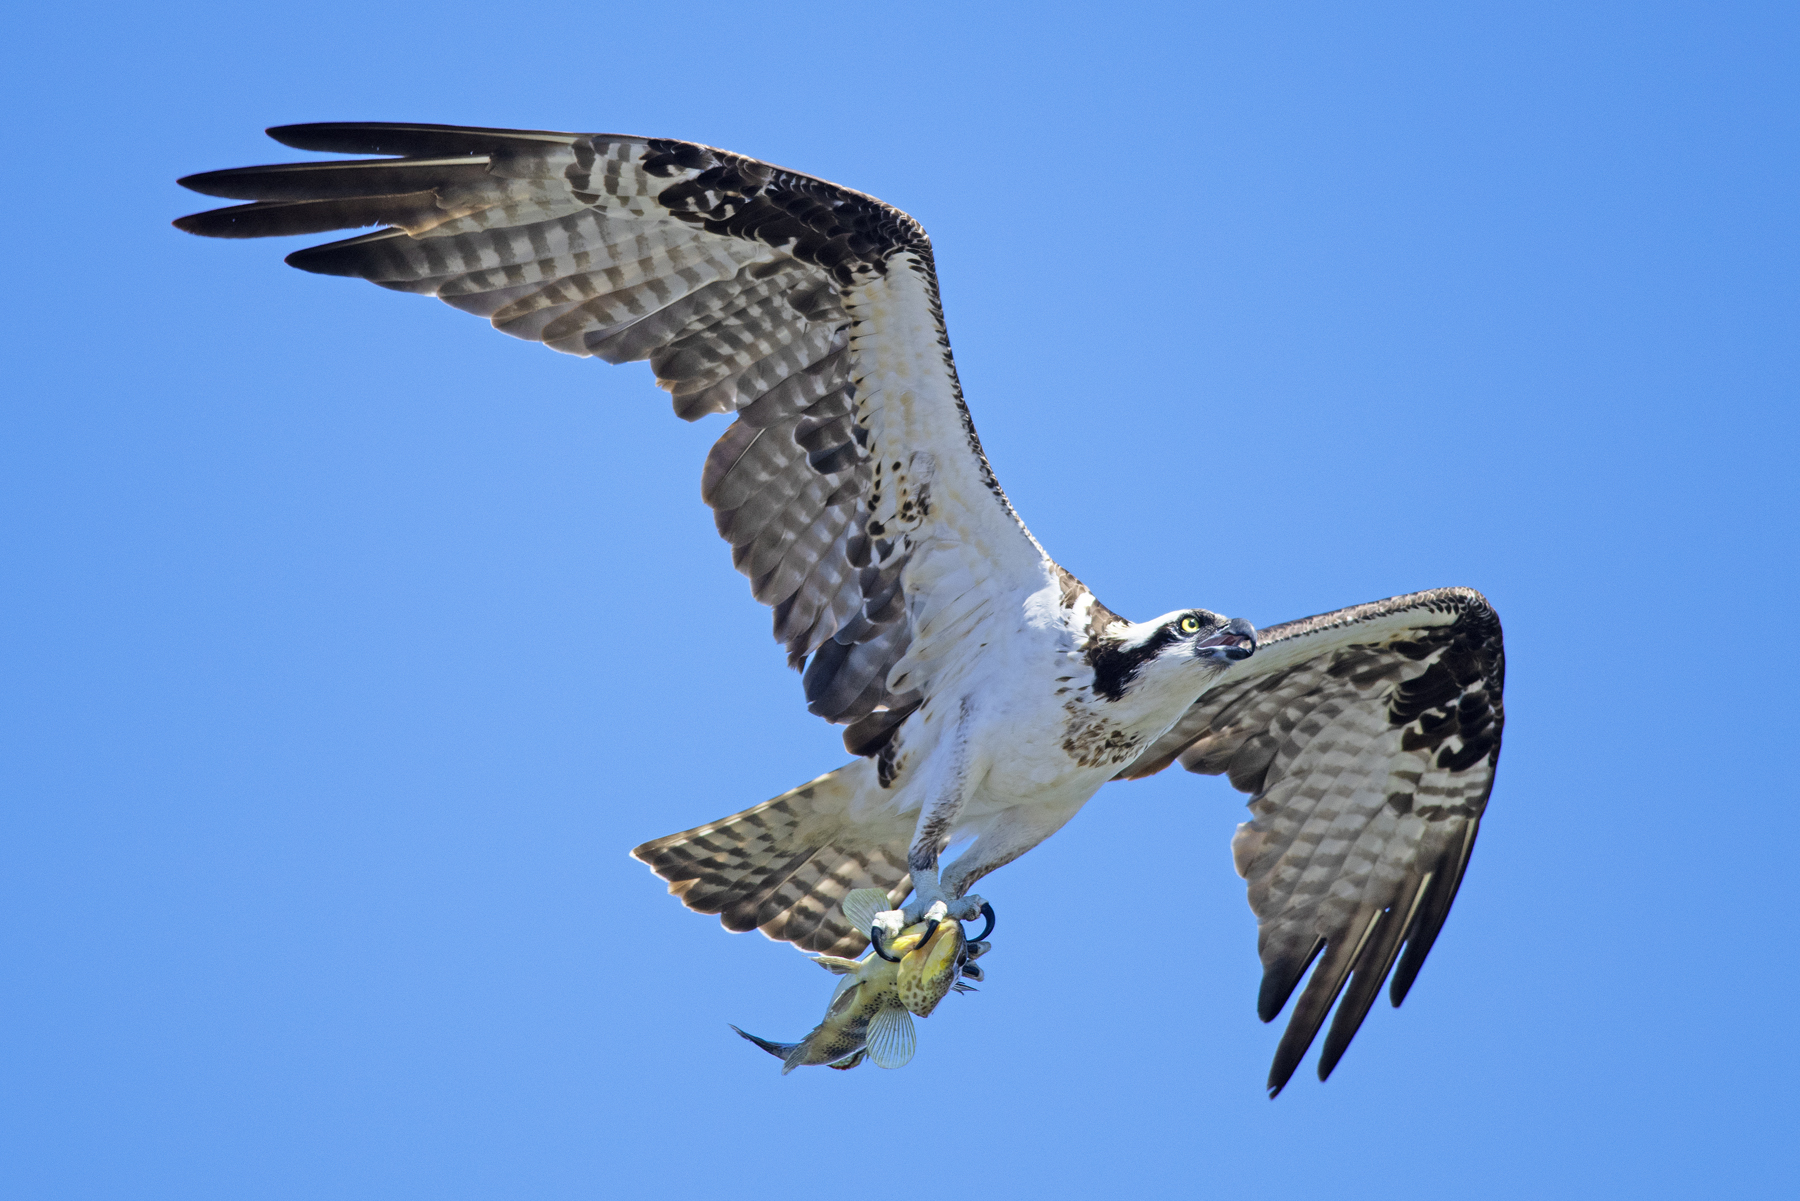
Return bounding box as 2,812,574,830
176,123,1505,1095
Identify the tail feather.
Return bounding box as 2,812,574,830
631,761,913,956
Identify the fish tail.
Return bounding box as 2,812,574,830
729,1024,798,1062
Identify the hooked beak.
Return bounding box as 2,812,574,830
1195,617,1258,663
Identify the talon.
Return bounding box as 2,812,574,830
964,902,995,943
918,919,940,948
869,925,902,963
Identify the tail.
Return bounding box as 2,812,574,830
729,1025,798,1062
631,760,913,956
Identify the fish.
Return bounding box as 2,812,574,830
732,889,991,1072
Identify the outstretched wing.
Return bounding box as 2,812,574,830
175,123,1049,734
1121,587,1504,1096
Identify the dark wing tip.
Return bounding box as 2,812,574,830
267,121,579,156
1317,905,1413,1081
1390,819,1482,1007
1257,936,1323,1024
175,171,210,196
171,206,276,238
1262,820,1485,1095
1264,930,1365,1097
173,198,427,241
282,229,411,277
176,167,257,199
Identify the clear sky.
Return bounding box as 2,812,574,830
4,2,1796,1198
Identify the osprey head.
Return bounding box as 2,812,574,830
1088,610,1258,702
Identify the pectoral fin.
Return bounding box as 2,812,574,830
866,1003,917,1069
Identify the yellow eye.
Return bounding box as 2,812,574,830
1178,615,1202,635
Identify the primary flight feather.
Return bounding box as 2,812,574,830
176,122,1505,1095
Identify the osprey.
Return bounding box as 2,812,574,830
176,123,1505,1095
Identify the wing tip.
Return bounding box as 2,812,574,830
265,121,582,156
1389,818,1482,1008
280,229,409,277
1262,821,1485,1094
1256,935,1324,1024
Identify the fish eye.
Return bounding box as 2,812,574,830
1178,614,1202,635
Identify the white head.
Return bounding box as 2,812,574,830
1086,609,1258,711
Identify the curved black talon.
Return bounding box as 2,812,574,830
918,919,940,948
965,902,996,943
869,924,902,963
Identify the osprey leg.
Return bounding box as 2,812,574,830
885,703,988,926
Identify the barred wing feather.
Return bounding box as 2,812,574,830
1121,587,1505,1096
176,122,1049,731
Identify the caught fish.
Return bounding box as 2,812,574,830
733,889,992,1072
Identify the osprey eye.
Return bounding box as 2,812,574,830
1178,615,1202,635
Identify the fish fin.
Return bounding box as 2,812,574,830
866,1003,917,1070
828,1050,868,1071
729,1025,796,1062
811,954,863,975
841,888,891,935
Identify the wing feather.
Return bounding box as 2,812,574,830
1122,587,1504,1095
177,123,1050,732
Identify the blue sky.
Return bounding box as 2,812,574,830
4,2,1796,1197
